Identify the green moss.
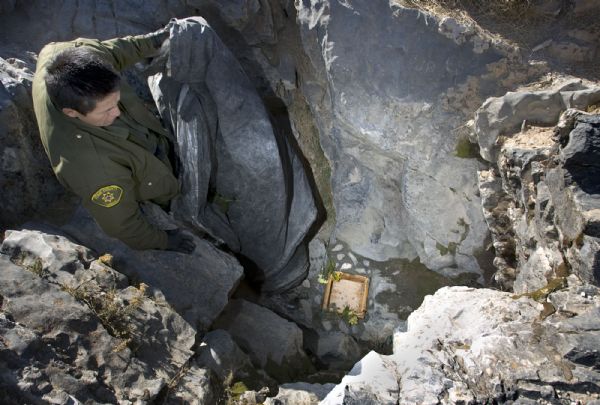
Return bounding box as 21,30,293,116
229,382,248,397
317,259,337,284
210,193,235,214
455,136,480,159
340,306,360,326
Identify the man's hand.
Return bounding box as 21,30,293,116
142,22,171,49
166,229,196,254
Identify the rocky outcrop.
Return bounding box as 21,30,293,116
20,208,245,331
474,81,600,162
322,282,600,404
320,90,600,405
480,99,600,292
0,53,65,230
2,1,600,404
0,231,208,403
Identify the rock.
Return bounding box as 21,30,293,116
294,1,499,275
474,81,600,162
560,115,600,194
0,254,166,403
304,331,361,370
211,299,314,382
195,329,277,392
0,56,65,230
544,114,600,284
165,366,219,405
264,382,335,405
0,228,202,392
320,351,399,405
0,1,16,14
480,109,600,290
324,285,600,404
52,206,244,330
573,0,600,14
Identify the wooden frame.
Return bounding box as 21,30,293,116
322,272,370,318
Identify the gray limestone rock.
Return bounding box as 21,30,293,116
0,55,65,230
294,1,498,276
0,254,164,403
474,81,600,162
305,331,361,371
56,206,244,330
165,365,219,405
212,299,314,382
480,109,600,290
0,228,202,401
264,382,336,405
195,329,277,392
323,285,600,404
321,350,400,405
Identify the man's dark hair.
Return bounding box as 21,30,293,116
45,47,120,115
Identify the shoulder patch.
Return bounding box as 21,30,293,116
91,185,123,208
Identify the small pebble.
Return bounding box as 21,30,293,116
348,252,358,265
355,267,366,274
341,263,352,270
332,244,343,252
337,253,345,261
302,279,311,288
363,260,370,267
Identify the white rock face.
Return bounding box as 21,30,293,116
321,284,600,404
321,350,399,405
293,1,502,275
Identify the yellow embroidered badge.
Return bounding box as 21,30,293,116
91,185,123,208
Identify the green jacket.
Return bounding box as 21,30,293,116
32,35,179,249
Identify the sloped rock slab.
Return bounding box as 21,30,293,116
48,206,243,330
212,299,314,382
0,254,167,403
196,329,277,392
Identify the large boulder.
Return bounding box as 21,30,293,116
212,299,315,382
0,250,197,403
49,206,244,330
322,283,600,404
195,329,278,392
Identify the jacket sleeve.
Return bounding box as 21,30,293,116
73,33,163,72
64,162,169,250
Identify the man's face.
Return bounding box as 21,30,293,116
62,91,121,127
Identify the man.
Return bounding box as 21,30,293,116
32,27,195,253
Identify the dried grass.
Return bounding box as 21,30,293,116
395,0,535,20
393,0,548,47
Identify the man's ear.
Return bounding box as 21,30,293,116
62,107,80,118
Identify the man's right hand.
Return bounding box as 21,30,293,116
166,229,196,254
